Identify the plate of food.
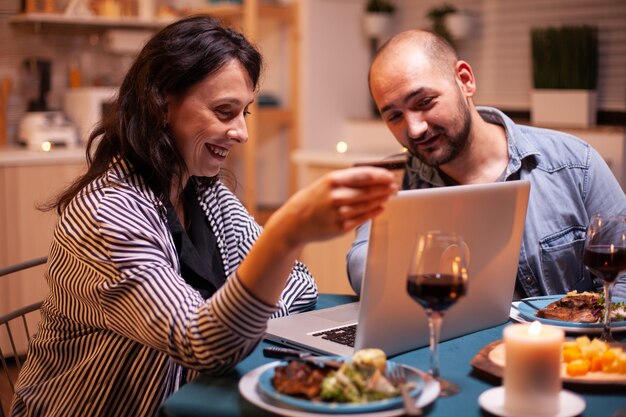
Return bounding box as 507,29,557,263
239,348,441,416
513,292,626,333
471,336,626,386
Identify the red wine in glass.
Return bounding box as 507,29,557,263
583,245,626,283
406,232,469,397
583,213,626,342
407,274,467,311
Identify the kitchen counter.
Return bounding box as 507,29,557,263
0,145,87,167
510,118,625,134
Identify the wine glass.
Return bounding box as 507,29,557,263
406,231,468,396
583,213,626,342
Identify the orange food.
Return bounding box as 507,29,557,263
563,347,582,363
566,359,590,377
561,337,626,377
601,349,616,368
589,355,603,372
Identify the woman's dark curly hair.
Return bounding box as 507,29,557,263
46,15,262,214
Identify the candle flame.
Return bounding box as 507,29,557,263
528,320,542,336
452,257,459,276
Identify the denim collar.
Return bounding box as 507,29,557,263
405,106,541,187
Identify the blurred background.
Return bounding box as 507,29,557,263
0,0,624,298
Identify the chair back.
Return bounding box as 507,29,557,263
0,256,47,417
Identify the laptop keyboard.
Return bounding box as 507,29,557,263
312,324,357,347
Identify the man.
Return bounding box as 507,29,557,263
347,29,626,299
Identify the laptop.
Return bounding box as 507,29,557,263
265,180,531,357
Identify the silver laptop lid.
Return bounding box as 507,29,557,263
354,180,530,356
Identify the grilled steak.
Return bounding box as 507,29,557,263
272,360,332,399
536,293,600,323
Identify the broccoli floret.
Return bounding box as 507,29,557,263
320,374,349,402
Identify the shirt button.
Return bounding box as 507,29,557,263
525,276,535,285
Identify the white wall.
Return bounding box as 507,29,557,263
300,0,374,152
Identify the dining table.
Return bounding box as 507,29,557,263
157,294,626,417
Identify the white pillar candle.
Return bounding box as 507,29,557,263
503,321,564,416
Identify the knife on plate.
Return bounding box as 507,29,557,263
262,347,344,369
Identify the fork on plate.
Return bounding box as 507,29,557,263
387,364,423,416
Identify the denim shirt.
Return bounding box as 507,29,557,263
347,107,626,299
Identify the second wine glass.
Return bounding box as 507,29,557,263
406,231,468,397
583,213,626,342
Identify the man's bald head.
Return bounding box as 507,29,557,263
369,30,459,88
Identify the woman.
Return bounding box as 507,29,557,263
11,16,396,416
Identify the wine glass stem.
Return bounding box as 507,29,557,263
427,310,443,379
602,281,614,342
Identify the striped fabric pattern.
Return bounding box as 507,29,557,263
10,158,318,416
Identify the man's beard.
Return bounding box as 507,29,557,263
407,100,472,168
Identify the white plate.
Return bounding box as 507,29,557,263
510,299,626,334
478,386,585,417
239,362,441,417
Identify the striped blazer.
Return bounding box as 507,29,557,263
11,158,318,416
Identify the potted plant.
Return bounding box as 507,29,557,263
363,0,395,118
530,25,599,127
426,4,474,49
445,9,474,43
363,0,395,44
426,4,457,45
366,0,395,13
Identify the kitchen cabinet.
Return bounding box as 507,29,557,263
10,0,301,215
0,160,85,266
0,150,86,353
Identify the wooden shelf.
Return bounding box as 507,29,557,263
10,12,173,29
187,4,244,20
193,4,296,22
9,4,296,30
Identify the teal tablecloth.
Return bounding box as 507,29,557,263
158,294,626,417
